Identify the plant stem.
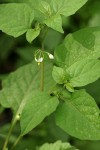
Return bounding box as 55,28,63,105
2,118,17,150
40,26,48,92
40,42,44,91
10,135,22,150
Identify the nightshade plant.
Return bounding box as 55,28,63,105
0,0,100,150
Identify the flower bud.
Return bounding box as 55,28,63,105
48,54,54,59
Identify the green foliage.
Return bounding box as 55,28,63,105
53,58,100,87
0,0,88,37
44,14,64,33
26,28,41,43
0,3,34,37
0,0,100,149
24,0,88,33
56,90,100,140
55,27,100,67
66,59,100,87
21,91,58,135
0,62,56,111
52,66,67,84
37,140,78,150
50,0,88,16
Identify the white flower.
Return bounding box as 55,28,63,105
35,57,43,63
48,54,54,59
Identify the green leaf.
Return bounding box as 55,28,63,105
19,0,87,33
55,90,100,140
19,0,87,18
0,62,56,115
0,62,59,135
26,28,40,43
65,82,74,93
0,3,34,37
35,0,52,21
21,91,58,135
44,14,64,33
23,0,52,22
66,59,100,87
37,140,78,150
52,66,67,84
50,0,88,16
22,0,64,33
14,0,88,33
55,27,100,67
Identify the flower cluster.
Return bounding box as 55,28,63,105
34,49,54,65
